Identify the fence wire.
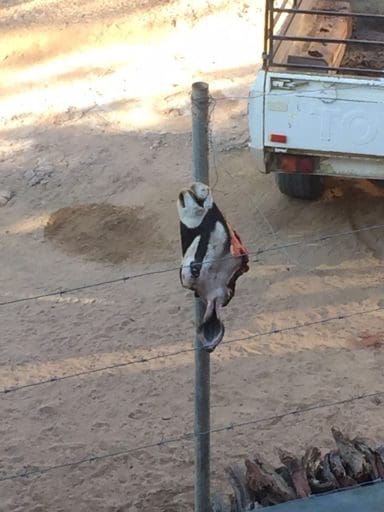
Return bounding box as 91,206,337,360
0,387,383,483
1,88,384,506
1,303,383,395
1,223,384,308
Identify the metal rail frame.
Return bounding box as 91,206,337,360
263,0,384,76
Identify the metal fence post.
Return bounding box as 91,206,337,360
191,81,210,512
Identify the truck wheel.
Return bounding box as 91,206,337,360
275,173,324,200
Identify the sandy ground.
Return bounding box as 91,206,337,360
0,1,384,511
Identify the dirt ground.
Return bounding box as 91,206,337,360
0,1,384,511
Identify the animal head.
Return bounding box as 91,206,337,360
177,182,213,228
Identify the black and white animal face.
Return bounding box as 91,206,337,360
177,182,213,229
177,181,249,352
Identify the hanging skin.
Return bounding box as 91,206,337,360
177,182,249,352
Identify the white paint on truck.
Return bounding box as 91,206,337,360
249,70,384,178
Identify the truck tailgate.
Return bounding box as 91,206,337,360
264,72,384,157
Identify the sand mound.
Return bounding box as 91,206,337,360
44,203,167,264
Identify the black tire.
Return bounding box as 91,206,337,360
275,173,324,200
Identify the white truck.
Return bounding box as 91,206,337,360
248,0,384,199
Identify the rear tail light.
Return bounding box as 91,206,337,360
281,155,297,172
270,134,287,143
281,155,315,173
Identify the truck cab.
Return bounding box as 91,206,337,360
248,0,384,199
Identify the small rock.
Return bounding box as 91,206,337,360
0,190,13,206
24,169,36,180
38,405,57,417
24,168,52,186
30,174,44,186
150,139,165,150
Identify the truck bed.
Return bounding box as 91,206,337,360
272,0,352,71
341,17,384,74
272,0,384,76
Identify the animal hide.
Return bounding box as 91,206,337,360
177,182,249,352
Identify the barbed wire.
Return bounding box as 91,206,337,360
2,82,383,486
189,78,384,106
0,222,383,309
1,68,383,501
1,303,382,395
0,267,180,307
1,387,383,482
